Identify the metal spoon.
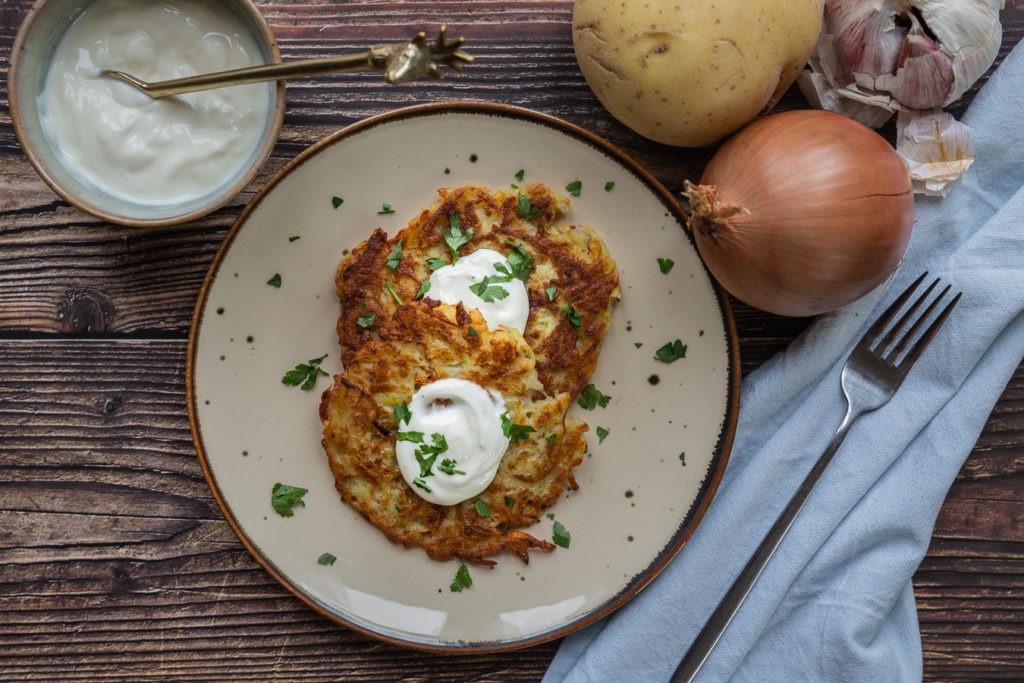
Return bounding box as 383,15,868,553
101,27,472,99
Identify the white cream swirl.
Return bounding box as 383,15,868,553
395,378,507,506
426,248,529,333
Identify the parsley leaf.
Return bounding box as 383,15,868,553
517,193,542,221
450,563,472,592
414,280,431,300
467,326,478,337
474,499,492,517
604,181,615,192
501,412,536,442
384,281,403,305
271,483,308,517
552,520,571,549
577,384,611,410
288,235,301,242
560,303,582,329
356,312,376,329
414,477,432,492
545,285,557,301
657,257,675,274
515,169,525,181
414,433,449,478
267,273,282,288
596,426,610,443
387,239,404,270
655,339,687,363
565,180,582,197
679,452,687,466
426,257,448,271
378,203,396,214
505,496,516,507
504,242,533,281
396,431,424,443
393,402,412,425
281,355,329,391
331,195,343,209
317,552,337,566
437,458,465,476
443,212,473,262
469,275,510,303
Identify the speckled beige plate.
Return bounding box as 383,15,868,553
187,102,739,652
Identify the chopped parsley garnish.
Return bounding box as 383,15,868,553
331,195,343,209
560,303,582,329
414,280,431,300
565,180,582,196
450,563,472,592
393,402,412,425
545,285,557,302
679,452,687,466
267,273,282,288
396,430,424,443
634,342,643,349
468,326,478,337
443,212,473,262
552,521,571,548
515,169,525,181
387,239,404,270
469,275,510,302
413,433,449,478
517,193,542,221
500,241,533,281
378,203,396,214
414,478,432,492
657,257,675,274
281,354,329,390
356,312,376,329
288,235,301,242
384,281,403,305
655,339,687,363
426,257,448,271
437,458,465,476
501,412,536,442
271,483,308,517
577,383,611,410
317,552,337,566
604,181,615,192
504,496,516,507
474,499,492,517
545,434,557,445
596,426,610,443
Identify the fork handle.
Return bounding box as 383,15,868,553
673,408,859,682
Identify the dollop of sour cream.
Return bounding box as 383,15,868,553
427,248,530,333
38,0,273,206
396,378,508,506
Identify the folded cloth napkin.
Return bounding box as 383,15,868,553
545,39,1024,683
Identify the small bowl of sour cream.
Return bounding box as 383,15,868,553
9,0,285,227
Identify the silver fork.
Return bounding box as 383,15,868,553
674,272,961,682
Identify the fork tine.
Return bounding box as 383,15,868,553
888,282,952,359
863,271,929,346
894,290,961,370
878,278,940,351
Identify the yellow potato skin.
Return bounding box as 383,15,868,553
573,0,823,147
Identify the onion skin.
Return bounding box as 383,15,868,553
685,109,915,317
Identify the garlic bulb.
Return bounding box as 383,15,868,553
797,0,1002,194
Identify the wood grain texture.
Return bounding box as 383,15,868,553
2,0,1024,679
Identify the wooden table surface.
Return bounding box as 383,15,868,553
2,1,1024,680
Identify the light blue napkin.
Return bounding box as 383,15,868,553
546,39,1024,683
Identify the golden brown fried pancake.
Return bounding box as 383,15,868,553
319,300,588,566
335,183,620,398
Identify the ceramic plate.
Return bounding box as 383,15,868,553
187,102,739,652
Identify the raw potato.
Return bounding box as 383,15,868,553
573,0,824,147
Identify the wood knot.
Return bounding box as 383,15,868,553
57,288,115,333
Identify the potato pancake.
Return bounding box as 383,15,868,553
320,300,588,566
335,183,620,398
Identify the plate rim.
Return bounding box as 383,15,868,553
185,100,741,653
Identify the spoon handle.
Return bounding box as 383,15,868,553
102,27,472,99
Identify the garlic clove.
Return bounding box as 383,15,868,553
876,19,955,110
826,0,904,84
919,0,1004,104
895,109,973,197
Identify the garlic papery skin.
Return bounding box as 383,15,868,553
895,109,974,197
805,0,1003,112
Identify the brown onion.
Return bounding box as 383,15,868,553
684,109,915,317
